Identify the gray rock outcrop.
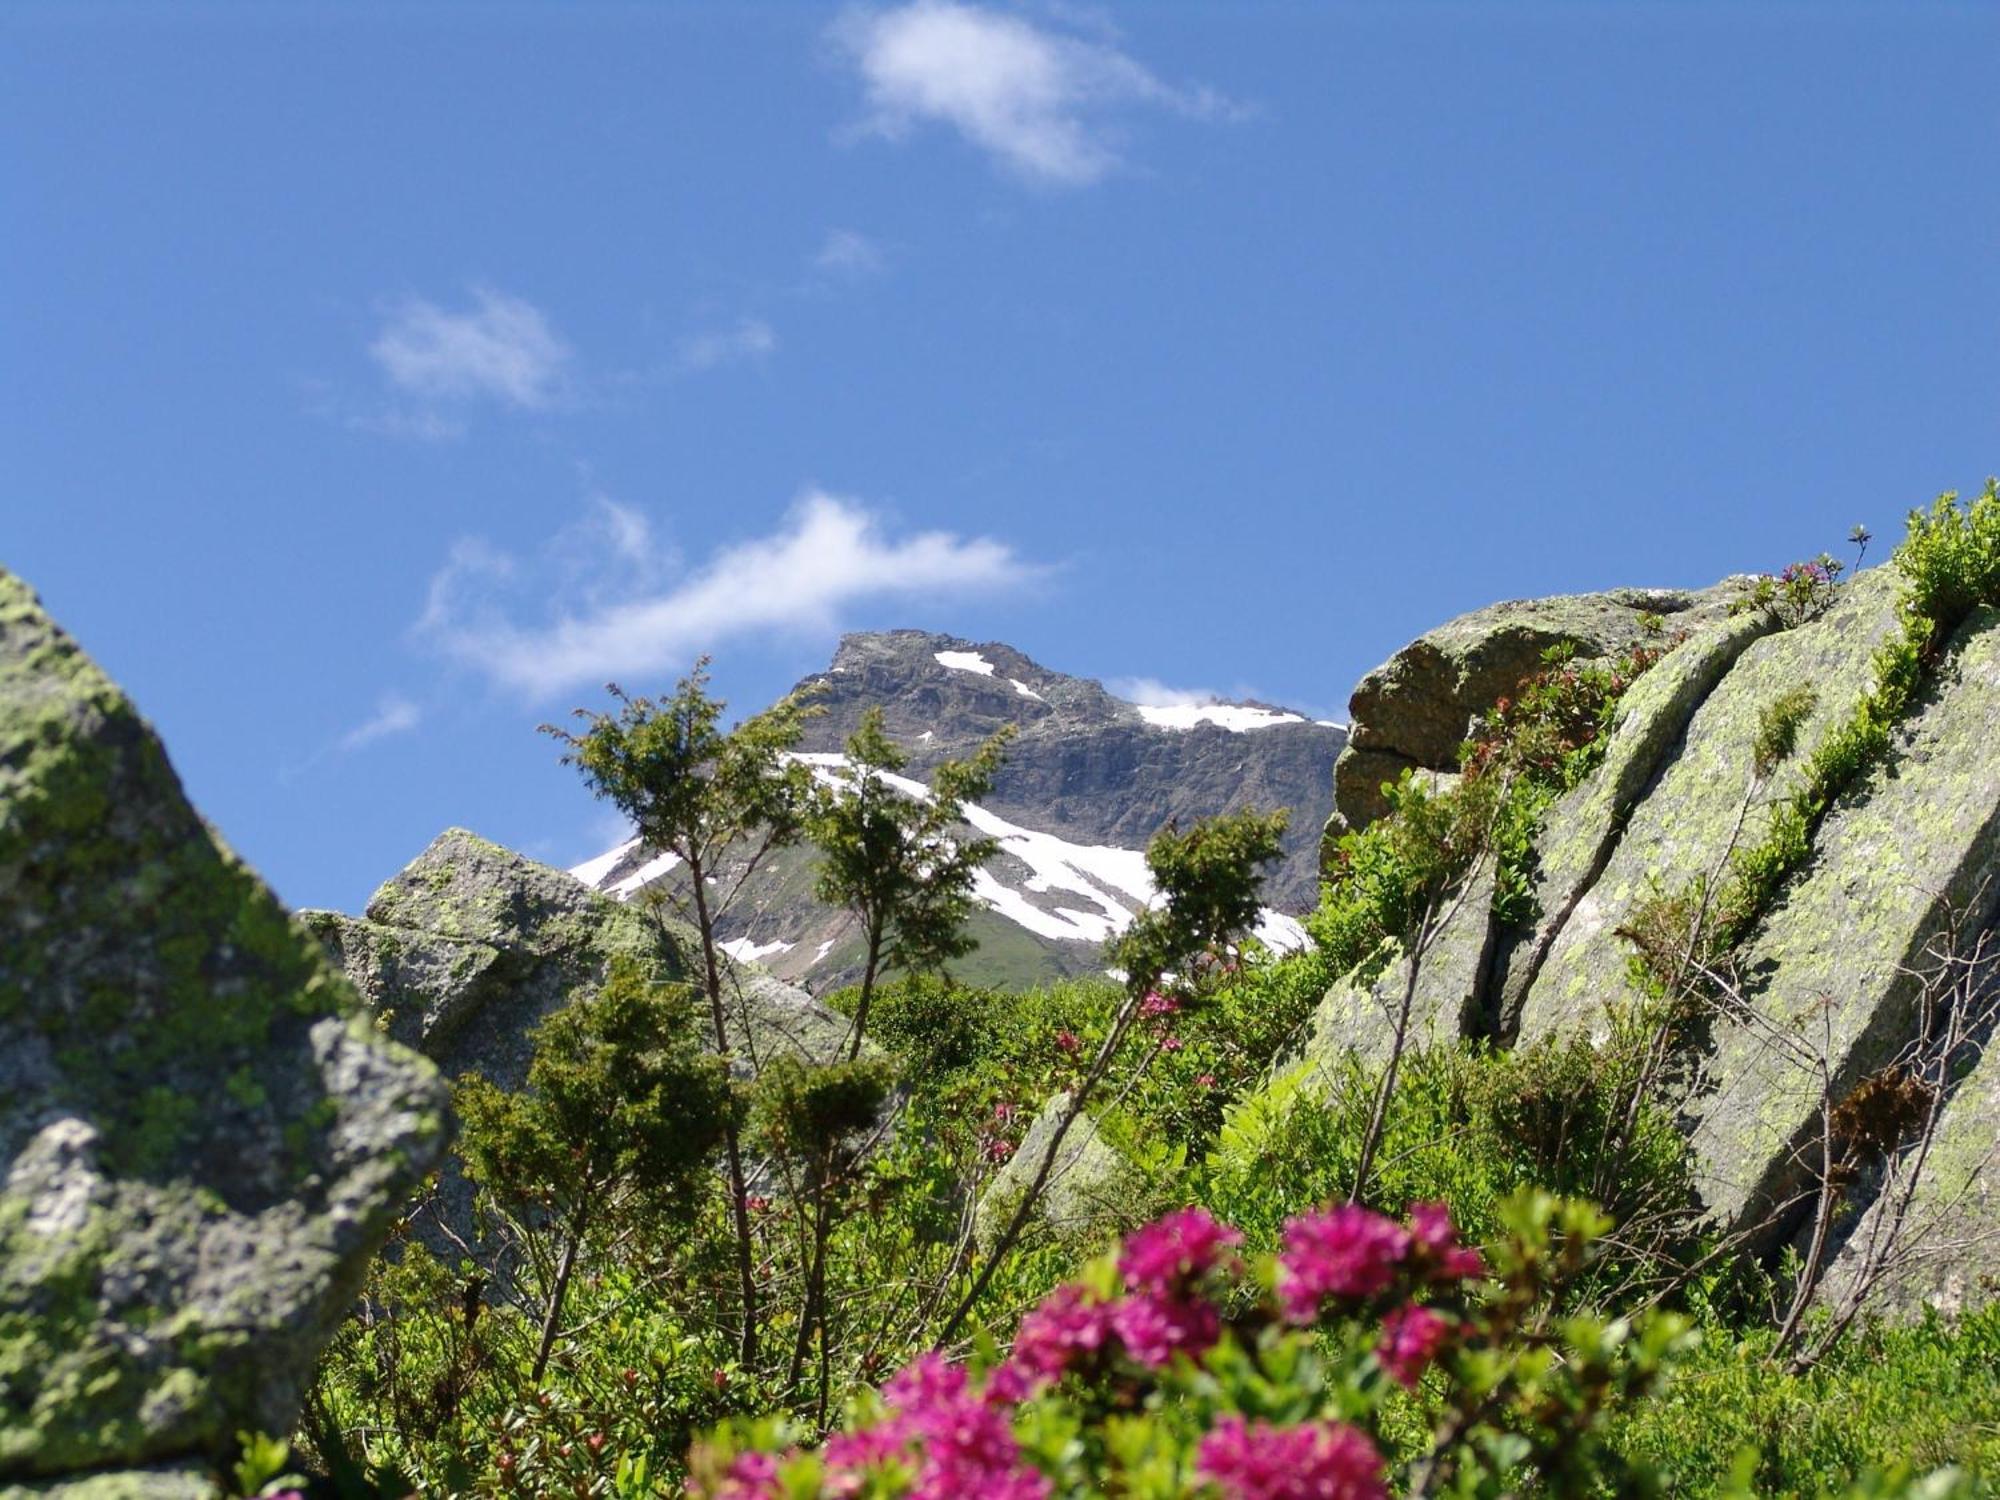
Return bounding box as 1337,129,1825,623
304,828,852,1092
1293,560,2000,1309
0,571,446,1490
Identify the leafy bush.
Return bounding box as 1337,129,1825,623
1605,1307,2000,1494
1897,479,2000,634
689,1195,1700,1499
1200,1037,1701,1301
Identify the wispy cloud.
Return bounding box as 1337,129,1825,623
418,490,1039,698
339,693,424,751
815,227,888,276
676,317,779,372
830,1,1237,186
1109,676,1218,708
370,286,571,408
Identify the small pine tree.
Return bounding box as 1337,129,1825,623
808,707,1013,1059
453,956,741,1383
545,659,817,1367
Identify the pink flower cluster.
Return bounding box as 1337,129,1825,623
1195,1415,1388,1500
701,1202,1481,1500
1015,1208,1242,1382
1276,1201,1482,1323
715,1353,1052,1500
1138,989,1182,1018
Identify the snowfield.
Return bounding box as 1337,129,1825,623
934,649,996,676
569,752,1311,966
1134,703,1308,732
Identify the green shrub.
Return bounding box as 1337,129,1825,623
1897,479,2000,634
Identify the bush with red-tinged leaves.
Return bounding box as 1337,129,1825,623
687,1191,1701,1498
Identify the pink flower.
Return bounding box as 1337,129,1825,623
1055,1028,1082,1055
1406,1201,1485,1283
1010,1283,1113,1385
1111,1291,1221,1369
1276,1205,1410,1322
877,1352,1051,1500
1195,1415,1388,1500
1139,990,1182,1018
1197,1072,1218,1088
984,1137,1016,1163
1161,1034,1184,1052
1377,1303,1451,1389
824,1421,910,1475
713,1450,782,1500
1119,1207,1241,1295
982,1361,1033,1406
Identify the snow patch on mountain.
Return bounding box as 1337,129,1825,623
1136,703,1308,732
721,936,796,964
934,649,995,677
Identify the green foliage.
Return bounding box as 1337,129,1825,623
808,706,1012,1055
1736,555,1847,629
1110,807,1289,993
1202,1037,1699,1291
545,659,818,879
454,956,739,1228
1753,686,1818,778
1312,771,1496,981
1605,1306,2000,1495
1896,479,2000,634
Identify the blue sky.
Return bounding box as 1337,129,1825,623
5,1,1995,912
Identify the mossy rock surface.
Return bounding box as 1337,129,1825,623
0,570,446,1482
1304,858,1498,1071
1325,579,1750,841
1685,606,2000,1238
305,828,853,1093
977,1093,1137,1248
1518,566,1909,1047
1490,609,1777,1031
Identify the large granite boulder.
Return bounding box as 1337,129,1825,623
1517,565,1910,1045
976,1094,1139,1248
303,828,853,1092
1682,602,2000,1240
1325,581,1750,843
1289,555,2000,1313
0,572,446,1490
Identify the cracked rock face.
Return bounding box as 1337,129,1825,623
1325,582,1752,843
1292,562,2000,1313
0,570,447,1486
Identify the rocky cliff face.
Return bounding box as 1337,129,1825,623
1301,564,2000,1312
0,572,447,1493
573,631,1346,993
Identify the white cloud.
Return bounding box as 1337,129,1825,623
370,287,571,408
338,693,423,752
677,318,778,372
815,227,888,275
1109,676,1218,709
418,490,1039,698
830,1,1235,185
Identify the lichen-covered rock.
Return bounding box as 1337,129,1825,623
1304,859,1498,1070
976,1094,1137,1247
1823,1005,2000,1317
1326,581,1749,841
304,829,853,1091
1489,610,1776,1032
1518,566,1909,1046
0,571,446,1483
7,1461,222,1498
1683,605,2000,1239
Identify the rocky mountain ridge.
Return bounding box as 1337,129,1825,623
570,630,1346,992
